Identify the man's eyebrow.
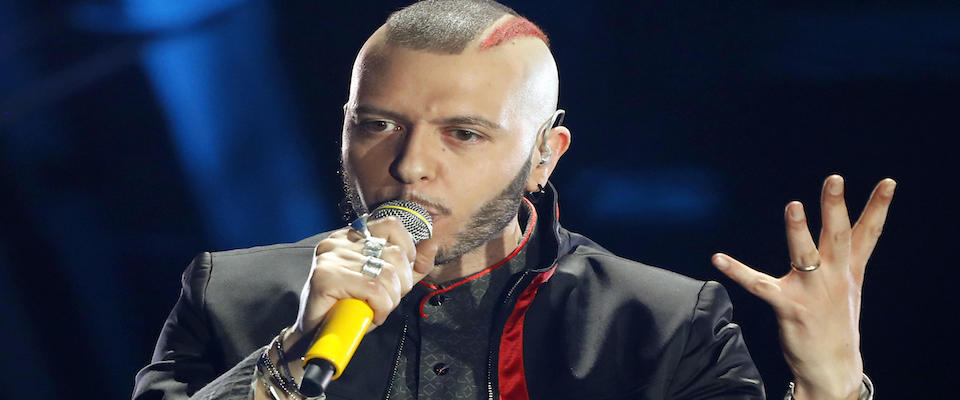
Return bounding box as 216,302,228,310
352,105,409,123
432,115,503,131
353,105,503,131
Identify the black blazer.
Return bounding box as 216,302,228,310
133,186,765,399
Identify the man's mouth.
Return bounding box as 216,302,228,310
422,208,443,221
370,194,449,223
399,195,451,217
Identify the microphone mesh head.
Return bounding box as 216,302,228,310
370,200,434,243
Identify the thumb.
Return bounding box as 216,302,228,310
412,241,438,281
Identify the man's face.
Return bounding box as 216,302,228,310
341,38,550,264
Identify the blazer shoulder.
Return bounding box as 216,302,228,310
548,239,738,335
190,232,335,364
200,232,333,316
558,242,709,297
212,232,328,258
207,232,330,270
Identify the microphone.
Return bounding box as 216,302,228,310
299,200,433,397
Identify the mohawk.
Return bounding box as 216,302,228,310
385,0,549,54
479,16,549,50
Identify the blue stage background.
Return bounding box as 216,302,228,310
1,0,955,398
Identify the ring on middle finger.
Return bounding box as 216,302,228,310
361,256,385,278
362,236,387,258
790,261,820,272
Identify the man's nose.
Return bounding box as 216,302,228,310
389,125,439,184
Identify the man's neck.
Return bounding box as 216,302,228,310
425,215,523,284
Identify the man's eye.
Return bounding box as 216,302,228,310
359,120,401,133
450,129,482,142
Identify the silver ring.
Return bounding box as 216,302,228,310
350,213,371,238
361,256,385,278
362,236,387,258
790,262,820,272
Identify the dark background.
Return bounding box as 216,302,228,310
1,0,956,398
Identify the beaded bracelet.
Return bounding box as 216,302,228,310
254,358,287,400
258,349,298,396
258,329,326,400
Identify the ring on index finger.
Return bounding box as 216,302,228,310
361,256,385,278
362,236,387,258
790,261,820,272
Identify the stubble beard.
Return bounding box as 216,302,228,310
341,156,532,266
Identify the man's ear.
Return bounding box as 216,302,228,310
526,125,571,192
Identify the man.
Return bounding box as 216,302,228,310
133,1,894,399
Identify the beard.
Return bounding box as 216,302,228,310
434,157,531,264
341,155,532,266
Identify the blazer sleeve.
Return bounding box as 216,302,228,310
667,281,767,400
132,252,258,400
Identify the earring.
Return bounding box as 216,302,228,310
528,183,546,202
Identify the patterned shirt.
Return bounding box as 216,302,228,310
388,203,539,400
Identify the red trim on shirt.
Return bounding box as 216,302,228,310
417,198,538,318
497,265,557,400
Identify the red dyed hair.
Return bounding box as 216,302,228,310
479,17,549,50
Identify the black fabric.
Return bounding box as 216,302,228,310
133,184,765,399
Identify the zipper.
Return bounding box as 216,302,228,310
486,271,532,400
503,271,532,305
382,316,409,400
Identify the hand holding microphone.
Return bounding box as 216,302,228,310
273,201,436,397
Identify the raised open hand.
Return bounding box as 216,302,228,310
712,175,895,400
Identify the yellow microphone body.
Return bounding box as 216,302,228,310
303,298,373,379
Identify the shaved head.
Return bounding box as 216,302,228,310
384,0,541,54
350,1,560,137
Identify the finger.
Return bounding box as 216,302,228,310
316,251,398,323
412,242,438,281
785,201,820,272
315,239,404,317
351,247,404,303
367,216,417,261
305,259,397,328
314,235,358,257
351,255,403,307
376,260,403,316
851,178,897,273
345,225,367,242
345,250,403,321
331,272,396,326
381,245,414,292
818,175,852,266
712,253,788,309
